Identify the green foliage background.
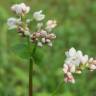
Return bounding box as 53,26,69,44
0,0,96,96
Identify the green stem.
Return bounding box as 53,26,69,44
28,37,37,96
29,56,33,96
52,80,64,96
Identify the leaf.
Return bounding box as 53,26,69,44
11,43,29,59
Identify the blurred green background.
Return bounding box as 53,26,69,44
0,0,96,96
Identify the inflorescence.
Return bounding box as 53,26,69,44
7,3,57,47
63,47,96,84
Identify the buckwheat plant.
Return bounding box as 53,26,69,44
7,3,57,96
63,47,96,84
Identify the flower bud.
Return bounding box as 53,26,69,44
35,32,41,37
40,30,47,37
46,39,51,43
46,33,56,39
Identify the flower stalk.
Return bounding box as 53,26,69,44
29,56,33,96
28,37,37,96
52,79,64,96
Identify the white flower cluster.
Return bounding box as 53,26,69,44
63,47,96,84
7,3,57,47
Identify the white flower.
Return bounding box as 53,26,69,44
46,20,57,31
7,17,21,29
65,48,88,66
65,48,81,66
33,10,45,21
11,3,30,15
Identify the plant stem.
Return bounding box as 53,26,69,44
29,56,33,96
28,37,37,96
52,80,64,96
